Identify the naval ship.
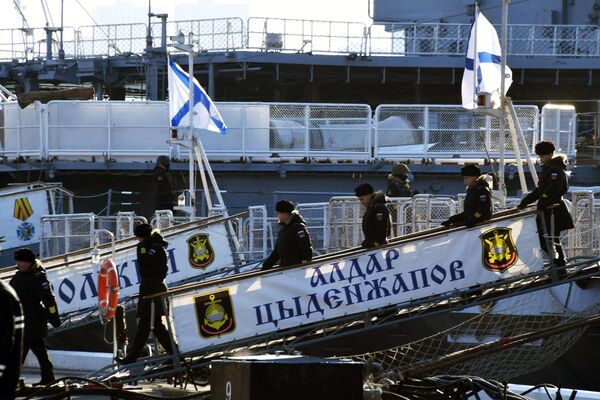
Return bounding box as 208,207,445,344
2,0,600,392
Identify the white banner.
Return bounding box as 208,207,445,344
43,220,235,314
0,189,49,251
170,213,544,353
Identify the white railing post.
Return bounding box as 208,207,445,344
261,206,268,258
322,205,330,252
107,102,112,160
373,105,380,159
552,25,558,56
38,102,46,160
241,105,247,158
366,105,372,160
248,208,255,259
423,105,430,159
485,115,492,155
304,104,310,157
16,103,22,158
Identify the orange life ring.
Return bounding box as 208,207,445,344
98,258,119,322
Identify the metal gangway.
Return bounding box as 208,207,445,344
37,190,598,272
0,212,250,330
86,209,600,385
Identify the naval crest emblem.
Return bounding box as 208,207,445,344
187,233,215,269
194,289,236,338
480,228,519,272
17,222,35,241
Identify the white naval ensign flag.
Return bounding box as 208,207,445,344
461,10,513,109
168,57,228,134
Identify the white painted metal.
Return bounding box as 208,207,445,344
541,104,577,158
2,101,550,163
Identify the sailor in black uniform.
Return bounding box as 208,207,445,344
518,141,574,267
9,248,61,386
0,279,23,399
441,164,493,228
355,183,392,248
117,224,174,364
262,200,313,270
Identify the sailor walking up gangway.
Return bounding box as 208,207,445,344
88,208,600,384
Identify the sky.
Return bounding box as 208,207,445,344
5,0,372,29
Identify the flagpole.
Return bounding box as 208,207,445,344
473,3,478,106
498,0,509,207
187,32,196,216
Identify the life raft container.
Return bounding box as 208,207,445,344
98,258,119,322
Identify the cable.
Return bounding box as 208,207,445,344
519,383,559,397
20,376,208,400
71,191,111,199
40,0,55,27
12,0,30,29
73,0,122,54
381,391,412,400
21,376,112,400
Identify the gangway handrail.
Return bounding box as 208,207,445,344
0,182,74,199
307,207,527,265
0,211,247,279
147,208,533,299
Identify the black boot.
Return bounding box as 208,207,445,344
115,353,139,365
33,369,55,386
575,279,588,289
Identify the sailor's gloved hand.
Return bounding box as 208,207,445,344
440,220,452,227
48,309,61,328
517,202,527,210
261,263,272,271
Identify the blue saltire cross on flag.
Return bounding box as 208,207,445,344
168,57,228,134
461,9,512,109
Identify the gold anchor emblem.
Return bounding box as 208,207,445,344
191,236,211,263
194,289,236,338
187,233,215,269
480,227,518,272
203,294,228,330
485,230,512,264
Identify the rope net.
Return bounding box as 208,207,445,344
349,287,598,382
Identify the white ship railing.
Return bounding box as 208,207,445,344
45,101,170,161
540,104,577,157
39,192,597,261
40,213,96,257
2,101,570,162
0,26,78,60
374,104,539,159
40,212,146,258
2,18,600,60
190,102,373,162
76,23,147,58
369,23,600,57
246,17,367,54
241,193,597,261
